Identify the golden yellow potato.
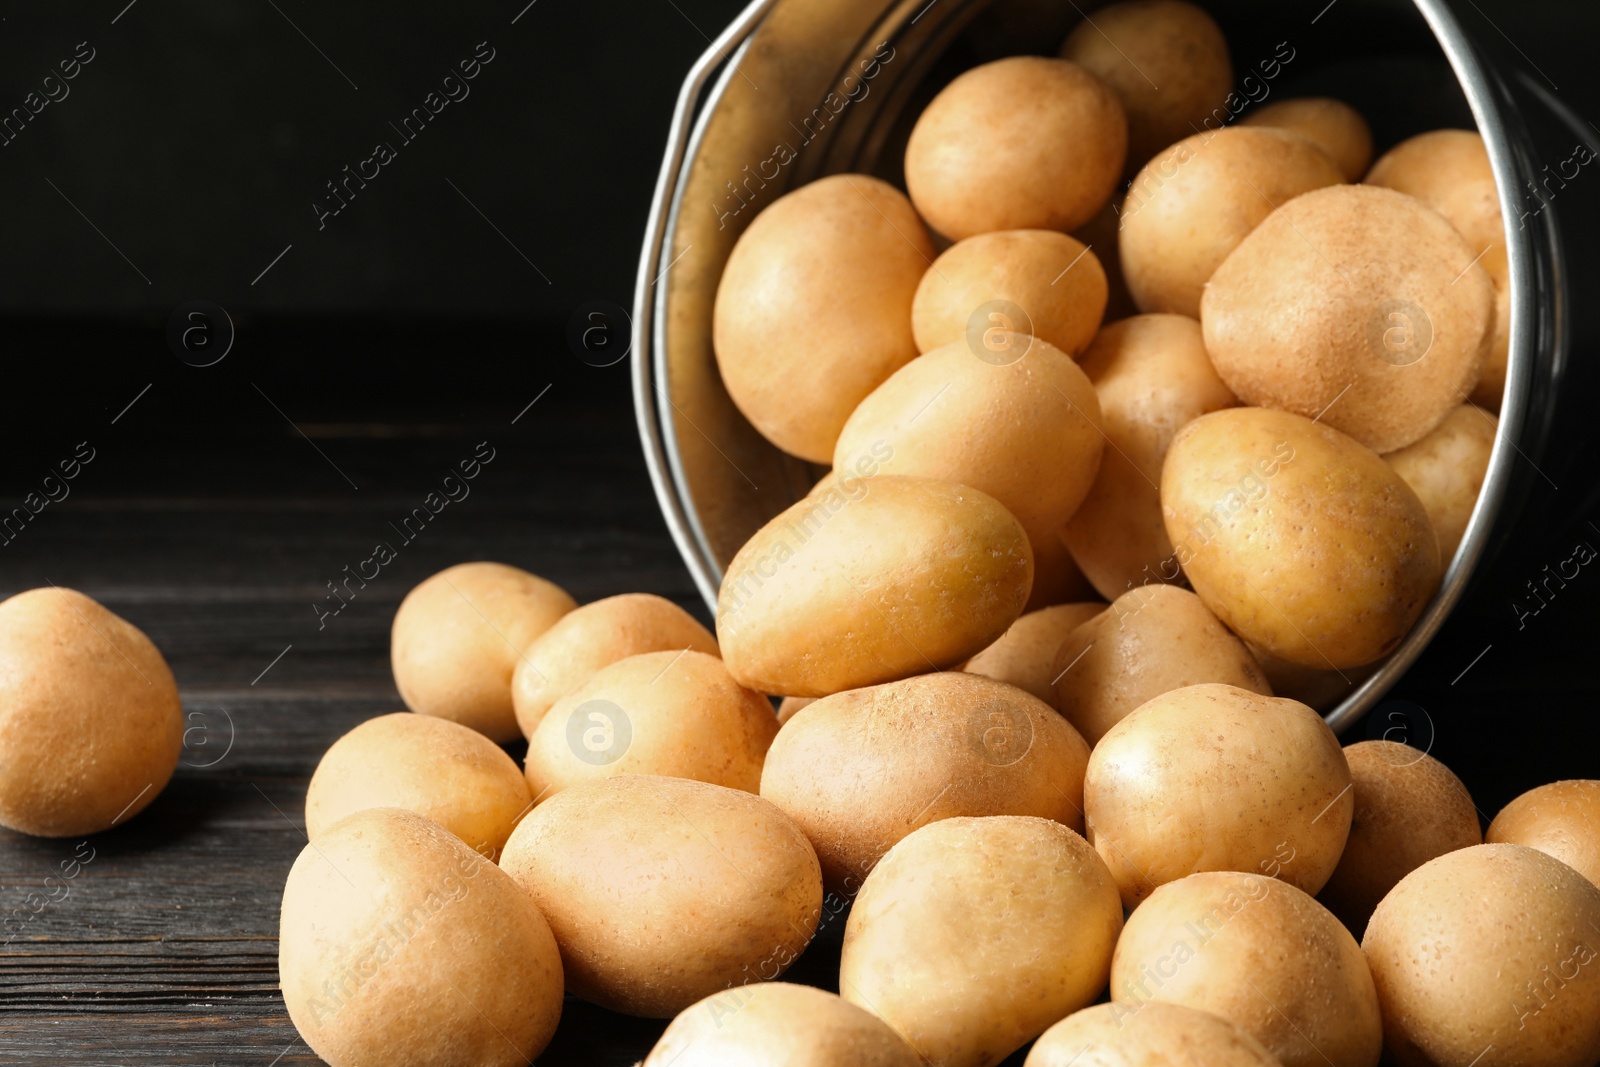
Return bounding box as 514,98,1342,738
713,173,933,462
718,476,1033,696
1162,407,1441,669
1054,586,1270,745
1113,872,1381,1067
1488,780,1600,887
1085,683,1352,907
1241,97,1374,180
1063,314,1238,599
0,587,182,837
1364,844,1600,1067
305,712,532,860
1366,129,1506,287
1201,184,1493,453
1383,404,1497,562
524,650,777,799
499,774,821,1017
279,808,563,1067
761,672,1091,891
391,562,576,743
510,593,717,739
1121,127,1343,317
1027,1001,1282,1067
905,56,1127,239
842,816,1123,1067
964,602,1105,703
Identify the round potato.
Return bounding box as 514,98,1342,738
964,602,1105,703
905,56,1127,239
499,775,822,1017
1027,1001,1281,1067
1383,404,1497,562
1488,780,1600,887
1241,97,1374,180
842,816,1123,1067
761,672,1091,891
279,808,563,1067
1162,407,1442,669
1085,683,1352,907
713,173,933,462
0,587,182,837
391,562,576,743
1366,130,1506,289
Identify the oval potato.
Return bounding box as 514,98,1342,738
1383,404,1497,563
964,602,1105,703
1487,780,1600,887
1027,1001,1281,1067
1241,97,1374,180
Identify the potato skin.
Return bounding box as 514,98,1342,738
1383,404,1497,563
1241,97,1374,180
1488,780,1600,887
1162,407,1441,669
1026,1001,1281,1067
964,602,1105,703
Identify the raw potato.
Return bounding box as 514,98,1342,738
279,808,563,1067
0,587,182,837
964,602,1105,703
776,695,816,727
1318,740,1482,935
524,650,777,799
1027,1001,1282,1067
1121,127,1343,318
717,476,1033,697
713,173,934,462
1112,871,1382,1067
1241,97,1374,180
1384,404,1497,562
642,983,924,1067
1085,683,1352,907
1201,184,1494,454
1053,586,1270,746
905,56,1127,239
761,672,1091,890
841,816,1123,1067
499,775,821,1017
1162,407,1441,669
1488,780,1600,887
511,593,717,739
1063,314,1238,599
391,562,576,743
1364,844,1600,1067
305,712,533,860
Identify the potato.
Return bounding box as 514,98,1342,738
391,562,576,743
1053,586,1270,745
1201,184,1493,453
1063,314,1238,599
1121,127,1343,318
1112,871,1382,1067
0,587,182,837
1240,97,1374,180
841,816,1123,1067
775,695,815,727
1364,844,1600,1067
511,593,717,739
713,173,933,462
1085,683,1351,907
1058,0,1232,171
1162,407,1441,669
523,650,777,799
642,983,923,1067
1383,404,1497,562
964,602,1105,703
1365,130,1506,288
1027,1001,1281,1067
911,230,1108,357
279,808,563,1067
499,774,821,1017
905,56,1127,239
1488,780,1600,887
761,672,1091,890
718,475,1033,696
305,712,532,860
1029,532,1099,611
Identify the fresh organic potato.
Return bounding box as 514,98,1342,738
305,712,532,860
1162,407,1442,669
1488,780,1600,887
391,562,576,743
905,56,1127,239
1085,683,1352,907
1364,844,1600,1067
1318,740,1482,935
1053,586,1271,745
523,650,777,799
1113,872,1382,1067
841,816,1123,1067
1201,184,1494,454
510,593,717,739
279,808,563,1067
1241,97,1374,180
1383,404,1497,562
718,476,1033,696
499,775,821,1017
1027,1001,1282,1067
761,672,1091,890
1121,127,1343,318
964,602,1105,703
642,983,924,1067
713,173,933,462
0,587,182,837
1063,314,1238,599
1365,130,1506,289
